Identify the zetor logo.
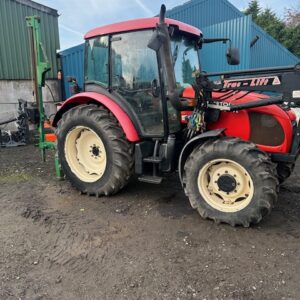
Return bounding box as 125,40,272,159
223,76,281,89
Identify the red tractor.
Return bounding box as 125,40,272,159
53,5,300,226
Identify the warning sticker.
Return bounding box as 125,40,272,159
272,77,281,85
292,91,300,98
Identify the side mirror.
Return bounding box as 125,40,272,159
147,31,167,52
226,48,240,65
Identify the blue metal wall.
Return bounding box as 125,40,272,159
200,16,251,73
166,0,243,28
167,0,298,71
60,43,84,99
250,23,299,68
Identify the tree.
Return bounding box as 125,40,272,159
284,7,300,27
244,1,299,57
283,25,300,57
256,8,285,43
283,6,300,57
244,0,260,21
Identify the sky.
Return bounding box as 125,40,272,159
36,0,299,50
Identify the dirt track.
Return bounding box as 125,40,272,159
0,145,299,299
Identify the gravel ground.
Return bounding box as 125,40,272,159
0,145,299,300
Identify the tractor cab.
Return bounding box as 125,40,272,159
84,17,201,137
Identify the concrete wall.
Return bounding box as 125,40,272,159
0,79,60,131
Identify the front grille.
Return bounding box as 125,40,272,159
249,112,284,146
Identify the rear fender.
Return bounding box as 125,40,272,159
178,128,225,184
52,92,140,142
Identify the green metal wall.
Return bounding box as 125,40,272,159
0,0,60,79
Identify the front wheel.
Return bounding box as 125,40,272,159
56,105,134,196
276,162,295,184
183,137,278,227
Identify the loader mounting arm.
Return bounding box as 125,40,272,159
195,63,300,111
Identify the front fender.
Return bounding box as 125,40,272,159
52,92,140,142
178,128,225,184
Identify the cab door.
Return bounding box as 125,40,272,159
110,30,165,137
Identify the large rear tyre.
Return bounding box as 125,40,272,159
183,137,278,227
57,105,134,196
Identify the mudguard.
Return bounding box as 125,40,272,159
52,92,140,142
178,128,225,184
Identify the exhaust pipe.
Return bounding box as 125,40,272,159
148,5,185,111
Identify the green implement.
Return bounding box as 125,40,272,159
26,16,62,179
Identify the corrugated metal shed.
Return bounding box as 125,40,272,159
250,23,299,68
201,16,251,72
166,0,243,29
60,43,84,99
167,0,298,70
0,0,60,79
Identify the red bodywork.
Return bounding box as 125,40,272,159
52,92,140,142
181,87,296,154
85,17,201,39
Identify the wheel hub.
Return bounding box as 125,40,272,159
65,126,107,183
90,145,101,157
217,174,237,193
198,159,254,212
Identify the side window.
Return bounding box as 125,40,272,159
85,36,109,87
111,31,157,89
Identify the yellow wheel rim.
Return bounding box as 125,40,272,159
65,126,107,183
198,159,254,213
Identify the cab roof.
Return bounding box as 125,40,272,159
84,17,201,39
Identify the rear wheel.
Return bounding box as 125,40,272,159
57,105,134,196
183,137,278,227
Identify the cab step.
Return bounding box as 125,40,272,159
138,175,163,184
143,156,162,163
